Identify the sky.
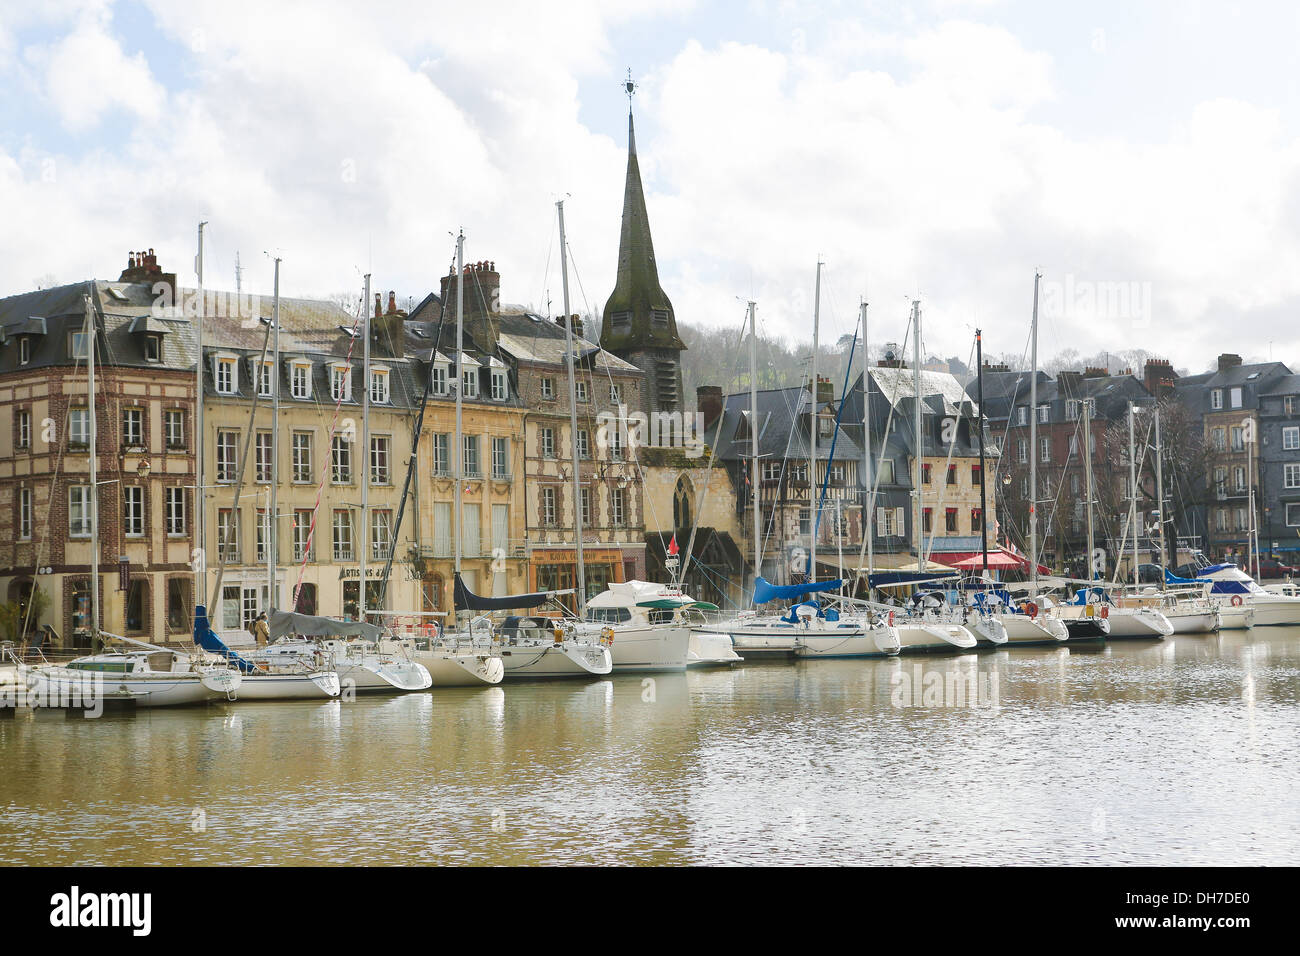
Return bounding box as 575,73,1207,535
2,0,1300,376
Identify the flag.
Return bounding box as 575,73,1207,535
667,534,679,556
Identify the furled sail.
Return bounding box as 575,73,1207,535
269,610,383,640
752,575,842,605
453,572,573,612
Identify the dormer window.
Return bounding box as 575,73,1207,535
369,367,390,404
575,380,588,403
490,369,508,401
255,360,274,398
70,331,91,361
290,361,312,399
541,377,555,399
462,367,478,399
19,337,30,364
431,364,448,395
214,355,238,395
144,334,161,362
331,364,352,402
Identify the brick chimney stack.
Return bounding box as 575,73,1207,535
118,247,176,304
1217,353,1243,373
696,385,723,430
555,313,584,339
1143,357,1176,397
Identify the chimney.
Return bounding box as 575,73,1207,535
982,360,1010,373
118,247,176,305
812,375,834,404
1143,358,1176,397
387,290,398,315
374,293,382,319
437,260,502,350
1217,353,1243,373
369,287,407,359
697,385,723,430
1057,370,1083,395
1083,366,1109,379
555,313,584,339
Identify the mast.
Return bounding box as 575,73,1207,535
1029,272,1040,597
749,299,760,587
977,328,988,578
1154,405,1166,587
809,260,821,583
1083,395,1096,581
360,272,371,622
861,299,874,593
268,257,281,609
453,231,465,629
195,222,207,604
557,200,586,611
912,299,922,571
1247,421,1257,579
1128,401,1139,587
85,295,100,653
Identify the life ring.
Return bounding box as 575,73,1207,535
1024,601,1039,619
1231,595,1243,607
1100,605,1109,619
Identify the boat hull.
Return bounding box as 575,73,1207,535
499,641,612,679
969,616,1009,645
24,668,222,708
1165,610,1220,634
1063,617,1109,641
794,625,901,658
235,671,340,699
998,614,1069,645
1103,609,1173,639
895,623,978,653
1217,605,1255,630
608,625,691,673
687,631,742,667
1244,596,1300,627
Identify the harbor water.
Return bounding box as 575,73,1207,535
2,628,1298,866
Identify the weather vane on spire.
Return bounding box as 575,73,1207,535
625,68,636,107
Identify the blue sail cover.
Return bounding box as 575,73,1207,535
752,576,842,605
867,570,958,590
193,604,259,674
1164,568,1201,585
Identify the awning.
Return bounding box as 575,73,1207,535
940,548,1050,575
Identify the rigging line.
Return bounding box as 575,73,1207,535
851,308,916,590
922,330,978,564
290,288,368,610
812,307,860,544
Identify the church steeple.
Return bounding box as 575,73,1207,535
601,91,686,413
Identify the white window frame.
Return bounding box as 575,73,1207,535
215,356,238,395
256,361,274,398
370,435,391,485
18,488,32,539
1284,426,1300,451
431,364,448,396
492,436,509,479
490,369,508,402
541,427,556,459
1286,463,1300,489
17,409,31,449
462,435,480,478
1229,387,1243,409
332,435,352,483
462,367,478,399
122,408,144,447
290,361,312,400
123,485,145,537
1210,389,1223,410
330,364,352,402
610,487,626,527
332,510,353,561
1287,503,1300,527
292,432,313,483
255,431,273,483
166,487,186,536
541,378,555,400
369,367,390,405
69,407,90,446
540,487,557,525
165,409,184,448
432,433,450,476
371,510,392,561
216,430,238,483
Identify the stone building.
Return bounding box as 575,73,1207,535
0,251,197,649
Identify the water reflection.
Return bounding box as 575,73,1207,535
2,627,1299,865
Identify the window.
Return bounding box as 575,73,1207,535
122,408,144,447
256,361,274,398
293,510,314,561
492,437,509,479
1068,434,1078,456
921,463,932,485
541,427,556,459
165,410,184,448
1016,406,1028,425
216,508,239,561
1212,427,1226,452
799,507,812,536
541,487,558,525
215,356,237,394
946,464,957,485
1040,437,1051,463
462,367,478,399
18,488,32,539
371,510,392,561
1286,464,1300,489
971,509,982,533
830,463,846,485
70,331,91,361
1213,466,1227,496
331,365,352,402
123,486,145,537
255,432,273,483
332,510,354,561
1229,387,1243,409
877,459,895,484
165,487,186,535
167,578,189,633
610,427,624,462
818,413,834,438
1230,426,1244,452
610,384,622,405
1070,473,1080,495
922,508,932,533
971,464,982,485
370,435,391,484
332,435,352,483
1284,426,1300,450
1215,508,1228,532
432,503,452,557
945,508,958,533
580,487,592,526
611,488,626,527
1211,389,1223,410
462,435,480,477
762,461,781,482
216,430,238,482
69,407,89,446
431,364,448,395
877,507,898,537
490,369,508,401
369,368,390,404
17,410,31,449
292,432,312,482
1066,399,1079,421
19,337,30,364
577,428,591,459
431,433,449,476
1288,503,1300,527
1234,466,1247,493
256,509,270,563
144,335,161,362
290,363,312,399
1286,396,1296,416
1016,439,1027,464
575,380,588,403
